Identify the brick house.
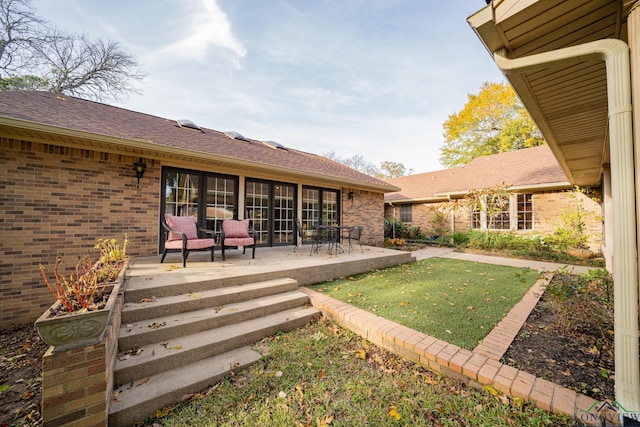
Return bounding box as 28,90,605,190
0,91,398,329
384,145,603,251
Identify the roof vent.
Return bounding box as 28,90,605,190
176,119,203,132
262,140,287,151
224,131,250,142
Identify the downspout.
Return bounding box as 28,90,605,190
493,39,639,410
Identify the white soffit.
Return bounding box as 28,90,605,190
468,0,630,186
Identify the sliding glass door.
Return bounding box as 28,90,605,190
245,179,296,246
161,167,238,250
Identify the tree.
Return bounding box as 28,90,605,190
324,151,380,177
440,82,544,168
0,0,145,101
0,0,46,76
377,161,413,179
324,152,412,179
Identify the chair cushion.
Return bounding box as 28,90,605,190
224,237,254,247
165,214,198,241
165,238,214,250
222,219,250,238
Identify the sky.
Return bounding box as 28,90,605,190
31,0,505,174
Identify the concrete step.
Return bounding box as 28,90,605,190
109,346,262,427
124,269,296,302
118,290,311,350
114,306,320,385
121,277,299,323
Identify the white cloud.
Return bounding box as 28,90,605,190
156,0,246,63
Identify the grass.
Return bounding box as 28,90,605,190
307,258,540,350
141,317,572,426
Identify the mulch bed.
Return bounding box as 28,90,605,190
502,273,615,402
0,324,47,427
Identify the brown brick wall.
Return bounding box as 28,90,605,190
384,191,602,250
533,191,602,249
41,292,122,427
0,138,160,329
341,190,384,245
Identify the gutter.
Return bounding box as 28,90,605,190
494,39,639,411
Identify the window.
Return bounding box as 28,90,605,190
470,194,534,231
245,179,297,246
400,205,412,223
517,194,533,230
302,186,340,230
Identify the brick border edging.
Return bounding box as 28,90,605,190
299,286,596,419
473,274,550,360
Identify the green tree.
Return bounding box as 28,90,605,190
440,82,544,168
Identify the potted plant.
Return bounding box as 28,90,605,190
35,235,129,351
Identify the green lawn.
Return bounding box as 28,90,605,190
142,317,571,426
308,258,540,350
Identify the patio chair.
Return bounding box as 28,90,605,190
346,226,364,253
309,225,336,255
160,214,216,267
220,219,256,261
294,218,304,252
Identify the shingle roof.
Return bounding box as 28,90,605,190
0,91,395,190
385,145,570,202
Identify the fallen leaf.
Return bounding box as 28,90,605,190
317,368,326,381
148,321,167,329
355,349,367,359
484,385,499,396
136,378,150,387
388,406,401,420
319,414,334,425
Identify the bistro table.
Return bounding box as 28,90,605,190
310,225,353,256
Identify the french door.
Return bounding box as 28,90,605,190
301,186,339,230
245,179,296,246
160,167,238,250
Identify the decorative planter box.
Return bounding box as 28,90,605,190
35,262,127,352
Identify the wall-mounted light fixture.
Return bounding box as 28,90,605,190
133,158,147,188
348,190,355,200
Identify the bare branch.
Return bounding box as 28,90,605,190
0,0,146,101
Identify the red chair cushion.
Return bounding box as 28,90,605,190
165,214,198,241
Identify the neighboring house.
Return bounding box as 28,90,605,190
0,91,399,329
384,145,602,251
468,0,640,412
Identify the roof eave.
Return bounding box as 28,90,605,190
0,116,398,193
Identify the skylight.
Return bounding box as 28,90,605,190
262,140,287,151
176,119,203,132
224,131,250,142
